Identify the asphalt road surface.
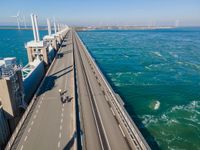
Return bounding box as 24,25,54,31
12,30,76,150
9,29,149,150
73,31,131,150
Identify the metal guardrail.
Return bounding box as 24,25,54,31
5,30,69,150
75,32,151,150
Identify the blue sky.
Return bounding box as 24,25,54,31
0,0,200,26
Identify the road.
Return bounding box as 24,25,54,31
73,31,131,150
12,30,76,150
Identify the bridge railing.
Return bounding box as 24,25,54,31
75,32,151,150
5,30,69,150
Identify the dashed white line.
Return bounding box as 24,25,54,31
61,113,64,117
61,118,63,123
20,145,24,150
38,104,41,108
58,141,61,148
28,128,31,133
59,132,62,138
31,121,34,126
24,136,28,142
33,115,37,119
62,104,64,107
36,109,39,114
62,108,64,112
60,125,62,130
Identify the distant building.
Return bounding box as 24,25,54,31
0,103,10,149
0,57,24,131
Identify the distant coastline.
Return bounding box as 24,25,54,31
0,26,47,30
1,26,199,31
75,26,176,31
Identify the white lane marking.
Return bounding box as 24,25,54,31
42,97,44,100
33,115,37,119
62,104,64,107
119,124,125,137
31,121,34,126
59,132,62,138
40,101,42,104
38,104,41,108
36,109,39,114
58,141,61,148
24,136,28,142
61,118,63,123
60,125,62,130
20,145,24,150
61,113,64,117
62,108,64,112
28,128,31,133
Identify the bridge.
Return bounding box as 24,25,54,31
5,29,150,150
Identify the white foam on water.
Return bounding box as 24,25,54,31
148,63,166,69
141,115,158,126
124,55,129,58
142,100,200,127
145,66,151,70
177,61,184,65
169,52,179,58
152,51,163,57
170,100,200,114
149,100,161,110
154,101,160,110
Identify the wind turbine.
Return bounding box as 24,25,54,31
53,17,57,34
23,14,27,29
11,11,21,30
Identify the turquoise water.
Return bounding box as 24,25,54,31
0,28,200,149
78,28,200,150
0,29,47,65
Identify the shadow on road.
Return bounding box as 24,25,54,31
37,67,73,97
63,132,77,150
51,65,73,76
62,49,73,55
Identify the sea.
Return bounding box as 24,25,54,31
1,27,200,150
0,29,47,65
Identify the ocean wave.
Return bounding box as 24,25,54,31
142,115,158,126
169,52,179,58
170,100,200,114
112,71,143,77
176,61,200,71
151,51,163,57
123,55,129,58
147,63,166,69
142,100,200,127
145,66,151,70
